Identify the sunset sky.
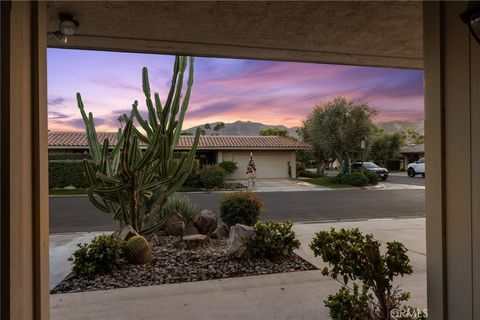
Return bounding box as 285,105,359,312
48,48,424,132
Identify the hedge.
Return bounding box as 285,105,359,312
48,152,91,160
49,160,89,189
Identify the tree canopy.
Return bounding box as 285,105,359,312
259,127,289,137
301,97,377,173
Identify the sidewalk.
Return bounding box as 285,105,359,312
50,218,426,319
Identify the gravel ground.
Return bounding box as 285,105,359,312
51,234,316,294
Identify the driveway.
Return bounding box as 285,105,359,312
229,178,329,192
49,189,425,233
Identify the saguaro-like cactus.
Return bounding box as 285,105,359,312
78,56,200,235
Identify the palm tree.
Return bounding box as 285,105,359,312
213,122,225,135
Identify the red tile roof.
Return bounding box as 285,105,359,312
48,131,311,150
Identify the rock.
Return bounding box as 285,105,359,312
183,224,199,236
226,224,255,258
210,222,229,240
112,225,139,241
194,210,217,235
164,212,185,236
182,234,209,249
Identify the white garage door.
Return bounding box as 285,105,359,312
223,151,291,179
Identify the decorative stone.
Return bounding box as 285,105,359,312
182,234,209,249
164,212,185,236
226,224,255,258
194,209,217,235
210,222,229,240
183,224,199,236
112,225,139,241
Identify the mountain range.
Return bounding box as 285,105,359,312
185,120,424,137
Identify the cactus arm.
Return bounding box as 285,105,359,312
161,56,180,127
142,67,158,130
154,92,163,120
168,57,187,133
131,101,153,137
86,189,111,213
172,57,194,147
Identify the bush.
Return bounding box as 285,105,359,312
160,194,199,223
245,220,300,258
220,191,263,227
183,160,203,188
69,234,125,278
327,174,342,184
49,152,90,160
310,228,414,319
296,163,306,177
340,172,369,187
386,159,402,171
300,170,323,178
200,165,226,189
49,160,89,188
354,169,378,185
218,160,238,174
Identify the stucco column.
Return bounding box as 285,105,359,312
424,2,480,319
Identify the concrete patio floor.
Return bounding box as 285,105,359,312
50,218,426,319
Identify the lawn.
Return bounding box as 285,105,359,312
303,177,354,189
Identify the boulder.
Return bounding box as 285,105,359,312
210,222,229,240
112,225,139,241
183,223,200,236
194,210,217,235
226,224,255,258
182,234,209,249
164,212,185,236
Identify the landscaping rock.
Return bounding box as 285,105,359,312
226,224,255,258
210,222,229,240
183,224,199,236
194,210,217,235
182,234,209,249
164,212,185,236
112,225,139,241
51,233,316,294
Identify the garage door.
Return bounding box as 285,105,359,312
223,151,290,179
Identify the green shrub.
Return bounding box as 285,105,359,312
296,163,306,177
245,220,300,258
49,160,89,188
200,165,226,189
218,160,238,174
386,159,402,171
353,169,378,185
340,172,369,187
300,170,323,178
220,191,263,226
69,234,125,278
310,228,414,320
160,194,198,223
49,152,90,160
183,159,203,188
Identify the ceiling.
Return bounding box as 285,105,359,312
46,1,423,69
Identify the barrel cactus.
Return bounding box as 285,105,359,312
125,236,153,264
77,56,200,235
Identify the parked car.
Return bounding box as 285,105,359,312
407,158,425,177
351,162,389,180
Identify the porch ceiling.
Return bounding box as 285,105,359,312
46,1,423,69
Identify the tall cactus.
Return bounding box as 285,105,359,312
77,56,200,235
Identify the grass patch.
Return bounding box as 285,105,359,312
304,178,354,189
49,188,86,196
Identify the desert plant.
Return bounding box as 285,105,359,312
340,172,369,186
245,220,300,258
69,234,125,278
310,228,414,320
200,165,226,189
125,235,153,264
218,160,238,174
220,191,263,227
159,194,198,223
78,56,200,235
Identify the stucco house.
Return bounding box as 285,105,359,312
48,132,311,179
399,144,425,170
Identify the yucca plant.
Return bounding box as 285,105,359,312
77,56,200,235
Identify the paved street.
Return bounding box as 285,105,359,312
50,188,425,233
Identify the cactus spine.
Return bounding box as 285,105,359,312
125,236,153,264
78,56,200,235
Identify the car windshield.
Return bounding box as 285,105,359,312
363,162,379,169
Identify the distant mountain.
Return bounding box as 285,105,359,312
376,121,424,135
185,121,300,137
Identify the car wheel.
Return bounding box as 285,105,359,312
381,177,388,181
407,168,416,177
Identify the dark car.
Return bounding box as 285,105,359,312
351,162,389,181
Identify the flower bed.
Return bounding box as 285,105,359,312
51,233,316,294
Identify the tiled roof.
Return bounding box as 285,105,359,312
48,131,311,150
400,144,424,154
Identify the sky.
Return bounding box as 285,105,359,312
47,48,424,132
